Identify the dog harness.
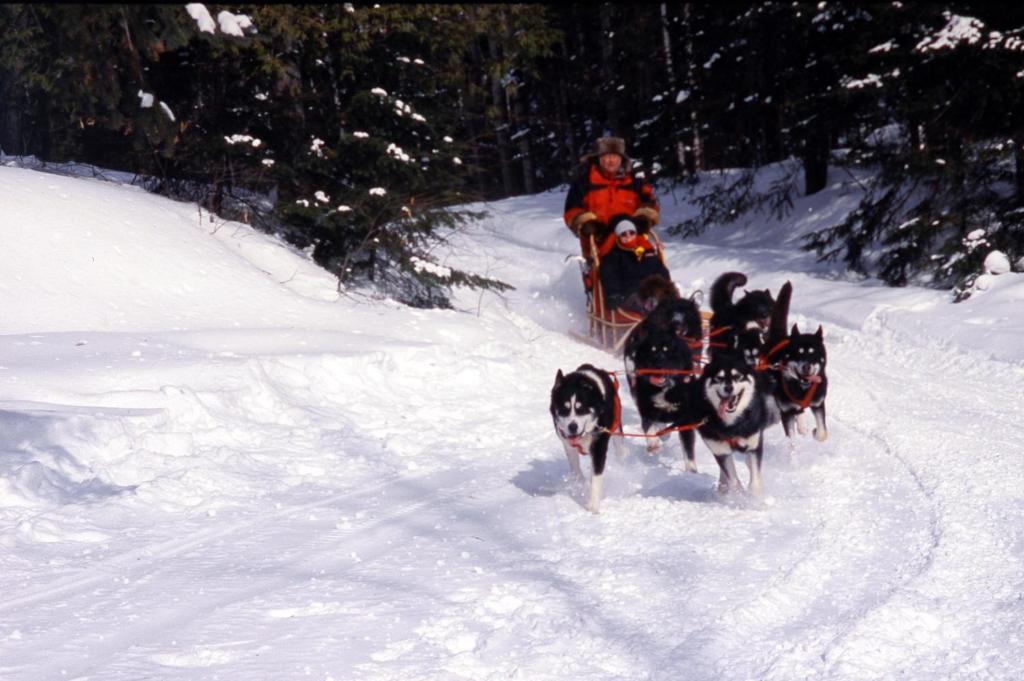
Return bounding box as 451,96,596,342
757,338,822,409
756,338,790,372
780,374,822,411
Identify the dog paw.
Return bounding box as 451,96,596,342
684,460,699,473
814,428,828,442
645,437,662,453
716,481,742,495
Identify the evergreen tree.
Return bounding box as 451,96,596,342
0,5,192,164
229,5,513,307
805,5,1024,293
5,3,1022,304
1,4,513,308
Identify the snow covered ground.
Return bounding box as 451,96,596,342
1,162,1023,681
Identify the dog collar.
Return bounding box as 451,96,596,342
781,375,821,410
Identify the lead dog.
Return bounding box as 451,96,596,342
772,324,829,442
757,282,830,443
550,364,621,513
697,351,772,496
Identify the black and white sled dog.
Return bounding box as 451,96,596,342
772,324,829,442
758,280,829,443
709,271,776,364
550,364,621,513
622,294,704,470
697,351,773,496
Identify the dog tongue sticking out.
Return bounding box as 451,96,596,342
718,392,741,417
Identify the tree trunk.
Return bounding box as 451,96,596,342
557,7,585,176
512,93,535,194
487,34,517,196
763,105,783,164
555,32,577,183
660,3,686,175
37,96,53,161
1016,142,1024,205
0,86,24,155
682,3,703,175
466,28,490,197
598,5,620,135
802,115,829,195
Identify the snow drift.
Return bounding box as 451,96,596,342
1,162,1023,681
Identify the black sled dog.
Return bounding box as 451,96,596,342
757,281,829,443
622,296,703,470
709,272,776,364
550,364,621,513
697,351,773,496
773,324,829,442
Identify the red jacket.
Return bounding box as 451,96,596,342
563,163,658,230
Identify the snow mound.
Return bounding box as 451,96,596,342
0,167,339,334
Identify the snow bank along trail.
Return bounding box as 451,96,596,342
2,177,1024,680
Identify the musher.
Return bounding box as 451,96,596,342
563,136,661,289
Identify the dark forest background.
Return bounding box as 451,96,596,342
3,3,1024,305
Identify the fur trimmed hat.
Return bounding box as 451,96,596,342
579,136,631,166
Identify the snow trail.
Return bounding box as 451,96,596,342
3,168,1024,680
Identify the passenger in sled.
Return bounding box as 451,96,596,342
596,215,672,322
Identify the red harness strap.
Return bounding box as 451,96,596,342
780,375,821,410
571,372,623,457
756,338,790,372
705,325,732,349
607,418,706,439
568,440,589,457
635,368,701,377
682,337,704,351
609,373,623,435
596,369,706,439
641,419,705,438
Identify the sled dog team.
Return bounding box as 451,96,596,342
551,271,829,513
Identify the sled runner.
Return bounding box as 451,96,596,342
571,230,711,352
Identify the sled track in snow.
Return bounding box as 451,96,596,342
654,408,942,681
813,411,942,676
1,468,480,680
0,469,471,616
